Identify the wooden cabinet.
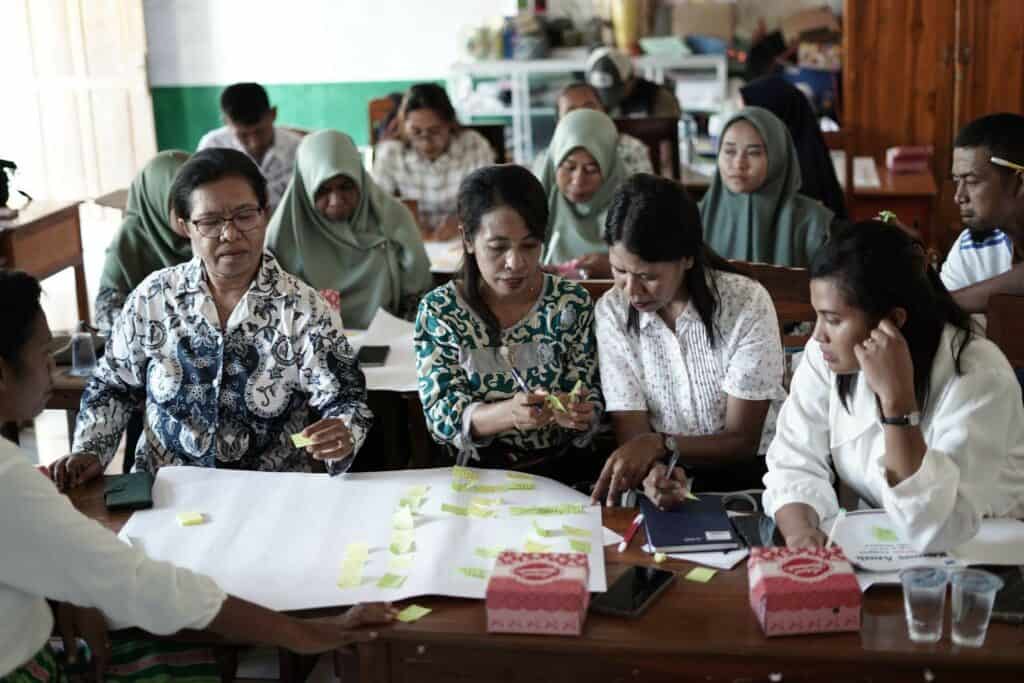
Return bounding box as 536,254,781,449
843,0,1024,252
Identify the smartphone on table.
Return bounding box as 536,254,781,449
590,565,676,617
356,345,390,367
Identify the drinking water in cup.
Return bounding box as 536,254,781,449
899,567,949,643
68,322,97,377
951,569,1004,647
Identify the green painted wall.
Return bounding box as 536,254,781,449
151,80,441,151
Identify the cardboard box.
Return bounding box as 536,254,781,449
486,551,589,636
670,1,736,41
748,546,862,637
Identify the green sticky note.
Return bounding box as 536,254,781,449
452,465,478,481
389,555,415,571
457,567,489,580
406,485,429,496
562,524,590,538
377,573,407,589
872,526,899,543
451,480,471,492
468,504,496,519
506,471,534,481
524,540,551,553
684,491,700,501
685,567,717,583
475,546,504,559
341,557,365,574
393,507,415,530
390,530,415,555
557,503,585,515
533,520,556,537
337,573,362,589
545,393,567,413
469,484,507,494
396,604,432,623
290,433,314,448
569,539,592,553
470,496,501,507
344,542,369,560
509,506,533,516
568,379,583,403
506,481,536,491
176,511,205,527
441,503,469,516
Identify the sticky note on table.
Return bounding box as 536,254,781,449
468,504,495,519
405,484,430,497
290,433,314,448
533,520,556,537
524,539,551,553
506,471,533,481
343,542,369,560
399,495,425,510
685,567,717,583
562,524,590,538
506,481,535,491
653,552,667,564
470,496,501,507
441,503,469,516
337,572,362,589
569,539,591,553
389,555,415,571
872,526,899,543
377,573,407,589
451,480,471,492
390,530,415,554
468,483,506,494
176,512,205,527
457,567,489,580
396,605,432,623
393,507,415,530
475,546,504,559
452,465,479,481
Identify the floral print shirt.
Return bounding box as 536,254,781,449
414,274,602,464
73,253,372,475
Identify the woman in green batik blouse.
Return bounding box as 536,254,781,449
414,165,602,484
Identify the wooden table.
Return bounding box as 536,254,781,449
0,200,89,323
68,480,1024,683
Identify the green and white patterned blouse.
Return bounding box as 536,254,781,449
415,274,602,464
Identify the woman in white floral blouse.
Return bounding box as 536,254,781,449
591,174,786,507
50,149,373,488
415,165,602,484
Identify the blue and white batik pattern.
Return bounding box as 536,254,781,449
73,252,371,475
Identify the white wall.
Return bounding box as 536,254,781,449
143,0,523,86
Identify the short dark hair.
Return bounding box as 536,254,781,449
0,269,42,368
954,113,1024,173
559,82,603,106
220,83,272,126
604,174,743,342
810,220,973,410
456,165,548,344
399,83,457,126
169,148,268,220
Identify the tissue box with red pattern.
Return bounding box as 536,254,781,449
748,546,861,637
486,551,589,636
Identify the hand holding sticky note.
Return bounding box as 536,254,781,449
290,433,314,448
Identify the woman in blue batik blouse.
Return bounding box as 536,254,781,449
414,165,602,484
50,148,373,489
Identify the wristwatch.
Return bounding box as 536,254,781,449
879,411,921,427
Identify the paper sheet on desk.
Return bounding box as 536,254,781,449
642,544,750,570
424,239,463,274
824,509,961,573
347,309,418,392
117,466,607,612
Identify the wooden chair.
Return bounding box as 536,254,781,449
986,294,1024,368
368,97,398,146
614,117,680,180
730,260,814,349
579,279,615,302
368,96,506,163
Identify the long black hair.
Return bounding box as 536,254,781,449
603,173,742,344
456,165,549,344
810,220,974,410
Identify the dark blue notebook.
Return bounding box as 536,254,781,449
639,493,741,553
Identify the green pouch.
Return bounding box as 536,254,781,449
104,472,154,510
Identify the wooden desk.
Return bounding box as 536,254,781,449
849,167,939,245
94,188,128,213
0,200,89,323
67,481,1024,682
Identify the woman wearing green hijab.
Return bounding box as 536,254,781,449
539,109,627,279
699,106,836,268
95,150,192,331
267,129,432,329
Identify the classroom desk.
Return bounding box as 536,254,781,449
67,478,1024,683
0,200,89,323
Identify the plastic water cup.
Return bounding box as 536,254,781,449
951,569,1004,647
899,567,949,643
68,331,97,377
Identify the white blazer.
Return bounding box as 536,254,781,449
763,325,1024,552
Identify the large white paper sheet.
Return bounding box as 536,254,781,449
346,309,417,393
824,510,961,573
119,466,607,611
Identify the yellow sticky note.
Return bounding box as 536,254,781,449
475,546,504,559
524,540,551,553
684,491,700,501
568,379,584,403
545,393,567,413
457,567,488,580
337,573,362,589
341,557,365,573
452,465,479,481
506,481,535,491
406,484,430,497
872,526,899,543
390,530,415,555
468,504,495,519
468,484,507,494
441,503,469,516
562,524,590,538
377,573,407,589
393,507,415,530
290,433,314,448
398,496,425,510
506,471,534,481
569,539,591,553
653,552,667,564
470,496,501,507
451,480,471,492
396,604,431,623
532,520,556,538
344,542,369,560
389,555,415,571
176,512,205,527
685,567,717,583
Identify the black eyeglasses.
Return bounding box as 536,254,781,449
190,207,265,238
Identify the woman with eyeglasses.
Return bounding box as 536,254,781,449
372,83,496,241
49,148,373,487
267,129,431,329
